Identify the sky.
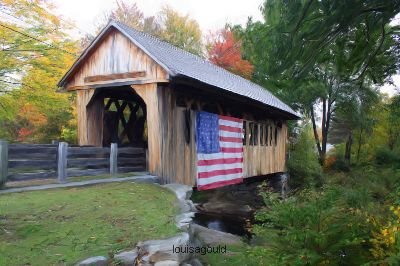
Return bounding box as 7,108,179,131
51,0,398,96
52,0,264,35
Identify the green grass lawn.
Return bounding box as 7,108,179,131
0,182,178,266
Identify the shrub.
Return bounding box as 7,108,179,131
287,122,322,188
253,188,376,265
253,166,400,265
328,144,351,172
375,147,400,167
370,205,400,264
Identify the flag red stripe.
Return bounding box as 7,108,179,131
198,168,242,178
218,115,242,123
219,136,242,143
220,147,243,153
198,157,243,166
219,125,242,133
197,178,243,191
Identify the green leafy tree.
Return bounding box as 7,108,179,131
287,121,322,188
329,85,378,165
157,5,203,56
238,0,400,163
387,95,400,151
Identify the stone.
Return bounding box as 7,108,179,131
185,258,203,266
137,232,192,264
154,260,180,266
176,212,195,230
280,173,289,199
130,175,160,184
162,184,192,201
196,201,253,217
192,224,241,245
76,256,108,266
113,250,138,265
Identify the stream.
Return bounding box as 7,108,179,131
191,174,284,238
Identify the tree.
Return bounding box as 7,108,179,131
287,121,322,187
0,0,78,142
239,0,400,163
329,86,378,165
386,95,400,150
207,29,253,79
95,0,161,37
96,2,203,56
157,5,203,56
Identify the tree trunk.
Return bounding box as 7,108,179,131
345,133,352,166
310,105,322,163
356,127,363,163
321,99,327,163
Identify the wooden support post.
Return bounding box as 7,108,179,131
0,140,8,187
57,142,68,183
110,143,118,177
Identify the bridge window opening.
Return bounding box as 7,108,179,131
242,121,247,145
99,86,147,148
253,123,258,146
260,124,266,146
269,125,274,146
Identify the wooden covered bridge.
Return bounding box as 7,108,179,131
58,21,298,190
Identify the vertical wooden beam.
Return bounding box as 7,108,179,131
0,140,8,187
131,83,162,176
86,93,104,146
110,143,118,177
76,89,95,145
57,142,68,183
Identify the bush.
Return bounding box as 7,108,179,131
326,144,351,172
375,147,400,167
253,188,376,265
287,123,322,188
251,166,400,266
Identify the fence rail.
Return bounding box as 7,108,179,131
0,141,147,184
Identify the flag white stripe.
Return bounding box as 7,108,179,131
197,153,243,160
219,130,242,138
219,142,243,148
218,119,242,128
198,162,243,172
197,172,243,186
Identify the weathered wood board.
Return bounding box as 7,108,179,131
64,28,168,90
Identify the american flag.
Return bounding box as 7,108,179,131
196,111,244,190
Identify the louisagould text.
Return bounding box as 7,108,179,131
173,245,227,256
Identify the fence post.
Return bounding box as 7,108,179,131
110,143,118,177
57,142,68,183
0,140,8,187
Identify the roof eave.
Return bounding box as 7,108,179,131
171,75,300,120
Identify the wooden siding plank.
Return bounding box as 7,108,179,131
84,71,146,83
65,29,168,90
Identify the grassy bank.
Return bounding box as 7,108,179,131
0,182,178,265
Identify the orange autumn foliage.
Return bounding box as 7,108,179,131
16,104,48,142
207,29,254,79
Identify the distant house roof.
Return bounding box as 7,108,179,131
59,21,299,119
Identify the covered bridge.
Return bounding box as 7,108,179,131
58,21,299,189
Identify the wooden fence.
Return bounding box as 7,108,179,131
0,141,147,184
